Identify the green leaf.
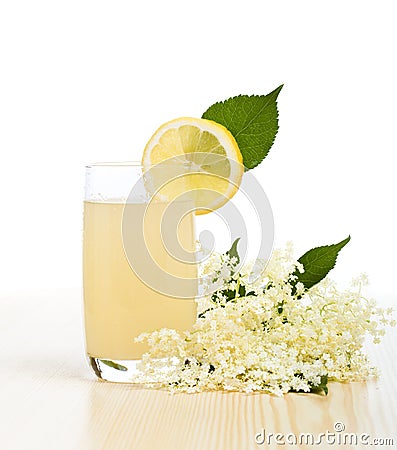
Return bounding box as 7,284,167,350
209,283,255,305
225,237,241,265
202,85,283,169
211,287,238,304
99,359,128,371
292,236,351,292
197,237,255,319
309,375,329,396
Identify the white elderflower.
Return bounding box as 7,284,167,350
131,244,395,395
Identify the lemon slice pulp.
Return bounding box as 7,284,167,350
142,117,244,214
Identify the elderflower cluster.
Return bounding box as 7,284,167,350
132,245,395,395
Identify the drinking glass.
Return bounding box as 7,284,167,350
83,162,197,382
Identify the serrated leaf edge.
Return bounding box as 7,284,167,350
202,85,283,169
293,236,351,292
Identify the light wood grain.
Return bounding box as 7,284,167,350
0,289,396,450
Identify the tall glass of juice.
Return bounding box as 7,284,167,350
83,162,197,382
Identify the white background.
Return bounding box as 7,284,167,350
0,1,396,301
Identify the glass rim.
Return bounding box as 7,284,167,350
85,161,143,169
85,161,195,169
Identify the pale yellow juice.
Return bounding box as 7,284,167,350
83,200,197,360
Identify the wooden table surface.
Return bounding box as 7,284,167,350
0,289,396,450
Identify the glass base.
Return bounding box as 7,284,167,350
88,356,141,383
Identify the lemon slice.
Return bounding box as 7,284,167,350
142,117,244,214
